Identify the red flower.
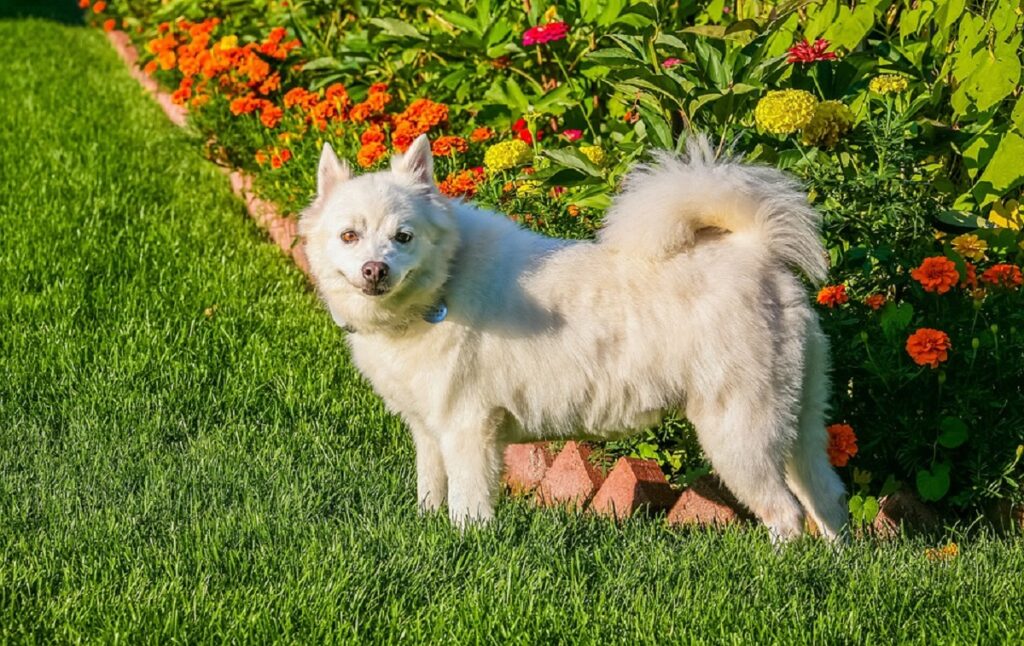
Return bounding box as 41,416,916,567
103,18,116,32
906,328,951,368
786,39,836,64
816,284,848,308
562,129,583,141
661,57,683,69
92,1,107,12
980,263,1022,289
826,424,858,467
522,21,569,46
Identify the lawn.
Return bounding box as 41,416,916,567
0,2,1022,643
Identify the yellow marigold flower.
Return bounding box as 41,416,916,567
801,100,854,148
215,35,238,51
989,199,1021,230
950,233,988,261
516,179,542,197
579,145,606,166
484,139,533,172
869,74,909,95
754,90,818,135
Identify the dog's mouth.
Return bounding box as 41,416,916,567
361,284,390,296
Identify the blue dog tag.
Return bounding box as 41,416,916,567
422,300,448,324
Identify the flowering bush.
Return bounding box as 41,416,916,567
93,0,1024,516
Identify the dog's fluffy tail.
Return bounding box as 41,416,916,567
598,136,827,284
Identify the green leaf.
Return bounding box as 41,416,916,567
879,302,914,339
916,462,951,502
938,417,969,449
1011,96,1024,135
368,18,427,41
823,4,873,51
974,131,1024,203
861,496,880,524
967,39,1022,113
848,494,864,522
542,148,603,178
301,57,342,71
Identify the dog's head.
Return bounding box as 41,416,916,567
299,134,458,332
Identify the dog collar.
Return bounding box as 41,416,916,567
422,299,447,324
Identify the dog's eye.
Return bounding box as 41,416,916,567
394,231,413,244
340,230,359,244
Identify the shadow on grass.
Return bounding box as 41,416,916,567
0,0,83,23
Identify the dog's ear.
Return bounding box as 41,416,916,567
318,142,351,195
391,134,433,186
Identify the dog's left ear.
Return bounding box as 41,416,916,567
391,134,434,186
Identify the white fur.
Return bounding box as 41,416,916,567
299,134,847,541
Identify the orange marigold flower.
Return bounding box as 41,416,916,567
258,73,282,96
470,126,494,143
826,424,858,467
103,18,115,31
906,328,951,368
357,142,388,168
911,256,959,294
230,94,265,116
567,204,581,217
360,124,386,145
438,167,486,199
980,263,1022,289
270,148,292,169
282,87,315,110
191,93,210,109
864,293,886,310
143,60,158,75
78,0,89,8
816,284,848,307
432,136,468,156
170,78,193,105
255,150,269,166
324,83,350,115
92,1,107,12
261,104,284,129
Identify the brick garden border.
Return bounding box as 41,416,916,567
104,28,1022,536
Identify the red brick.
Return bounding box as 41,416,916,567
871,490,940,538
667,475,751,527
536,442,604,510
502,443,555,495
590,457,677,520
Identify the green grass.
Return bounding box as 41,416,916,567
1,3,1022,643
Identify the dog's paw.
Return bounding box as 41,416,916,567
449,506,494,530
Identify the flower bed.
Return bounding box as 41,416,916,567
86,0,1024,525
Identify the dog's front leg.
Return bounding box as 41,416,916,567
439,419,502,528
410,425,447,513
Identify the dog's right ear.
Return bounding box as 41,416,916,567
318,142,351,196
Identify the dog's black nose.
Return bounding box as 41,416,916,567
361,261,389,283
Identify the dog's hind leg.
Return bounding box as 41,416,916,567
784,325,848,541
687,397,806,543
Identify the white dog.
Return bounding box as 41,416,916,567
299,133,847,541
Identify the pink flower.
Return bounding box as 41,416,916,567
562,129,583,141
661,57,683,69
787,39,836,64
523,21,569,46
